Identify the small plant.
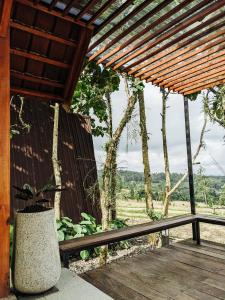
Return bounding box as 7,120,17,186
109,218,130,250
57,213,102,260
57,213,130,260
147,209,163,221
13,182,65,213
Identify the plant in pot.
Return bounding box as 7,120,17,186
12,182,64,294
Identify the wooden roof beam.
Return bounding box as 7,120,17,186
11,21,77,47
164,57,225,89
103,0,197,66
184,80,225,95
11,87,63,101
63,27,93,107
141,34,225,81
93,0,134,36
0,0,13,37
147,45,225,85
11,48,71,69
11,70,64,88
63,0,79,16
15,0,90,29
131,14,225,77
174,68,225,92
49,0,58,10
180,76,225,94
157,54,225,87
91,0,174,62
88,0,156,53
112,0,225,71
87,0,115,25
76,0,99,21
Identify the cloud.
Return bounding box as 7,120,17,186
93,83,225,176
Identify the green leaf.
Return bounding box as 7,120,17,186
56,220,63,230
80,250,90,260
73,224,82,234
81,212,91,221
61,218,74,227
57,230,65,242
80,220,92,225
74,233,85,238
65,235,74,240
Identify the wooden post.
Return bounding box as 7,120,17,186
183,96,200,242
0,32,10,298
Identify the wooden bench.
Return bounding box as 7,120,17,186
59,214,225,268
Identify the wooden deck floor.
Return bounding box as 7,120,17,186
81,240,225,300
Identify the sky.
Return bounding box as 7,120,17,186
93,80,225,176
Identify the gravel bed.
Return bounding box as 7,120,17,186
69,235,177,275
69,236,157,274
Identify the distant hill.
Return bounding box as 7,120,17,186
98,170,225,204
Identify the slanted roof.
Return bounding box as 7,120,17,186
87,0,225,95
9,0,225,103
10,0,96,105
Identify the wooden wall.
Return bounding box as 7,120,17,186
10,98,101,223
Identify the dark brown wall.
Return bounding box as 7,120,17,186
10,98,101,223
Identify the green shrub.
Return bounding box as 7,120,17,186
57,213,130,260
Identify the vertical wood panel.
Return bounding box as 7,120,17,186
0,33,10,298
10,99,101,224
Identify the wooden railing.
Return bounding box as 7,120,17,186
59,214,225,268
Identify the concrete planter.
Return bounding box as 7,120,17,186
13,208,61,294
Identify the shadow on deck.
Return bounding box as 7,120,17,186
81,239,225,300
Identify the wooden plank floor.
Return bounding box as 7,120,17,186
81,240,225,300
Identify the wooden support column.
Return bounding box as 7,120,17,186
183,96,200,242
0,32,10,298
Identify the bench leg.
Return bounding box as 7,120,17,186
195,221,201,245
192,221,201,245
62,253,70,269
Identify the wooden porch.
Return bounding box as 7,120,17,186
82,239,225,300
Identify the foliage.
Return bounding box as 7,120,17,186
72,61,120,136
57,213,130,260
10,96,31,139
206,86,225,129
13,181,65,212
219,184,225,206
195,167,217,207
99,170,225,206
147,209,163,221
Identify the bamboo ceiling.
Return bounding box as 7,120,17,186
7,0,225,103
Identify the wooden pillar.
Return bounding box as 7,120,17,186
183,96,199,242
0,32,10,298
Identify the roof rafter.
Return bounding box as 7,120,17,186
91,0,174,62
88,0,156,53
130,12,225,76
165,58,225,89
111,0,225,70
151,46,225,85
142,34,225,81
93,0,135,36
184,79,225,95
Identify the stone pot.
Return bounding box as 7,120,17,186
13,208,61,294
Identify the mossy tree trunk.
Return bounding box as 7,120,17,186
100,92,138,265
52,103,62,220
161,89,171,217
105,92,117,221
138,89,154,213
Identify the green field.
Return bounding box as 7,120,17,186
117,199,225,223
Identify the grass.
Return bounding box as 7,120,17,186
116,199,225,244
117,199,225,221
